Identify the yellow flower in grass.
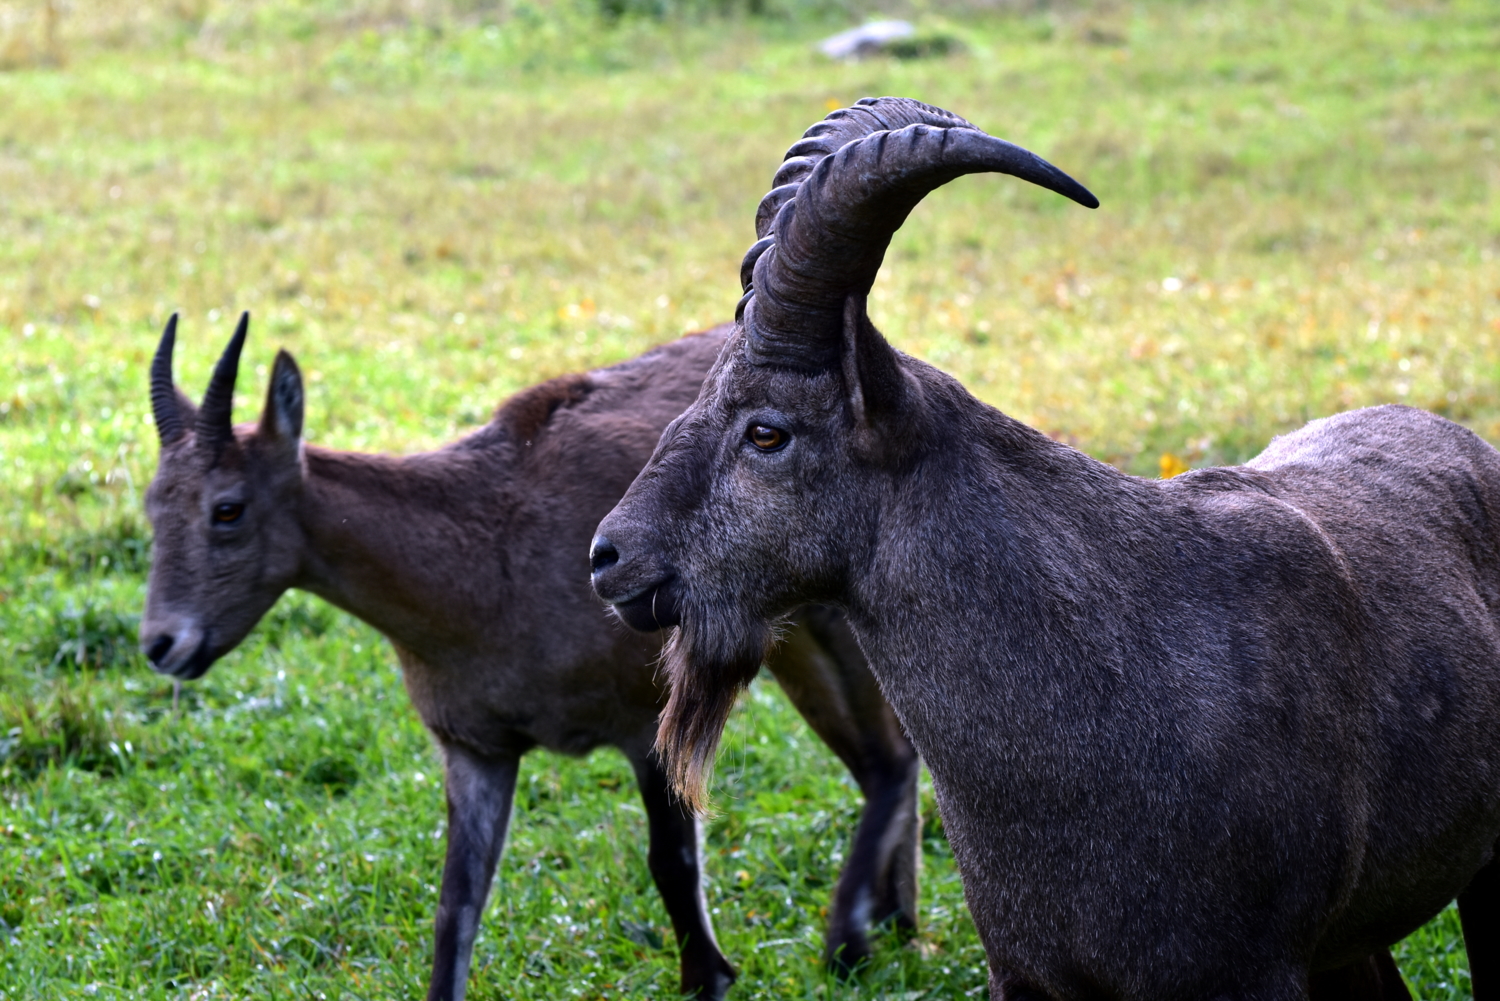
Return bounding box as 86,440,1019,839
1159,453,1190,478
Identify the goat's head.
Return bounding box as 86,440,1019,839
140,313,307,679
591,97,1097,808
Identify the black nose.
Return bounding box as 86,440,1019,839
589,535,619,576
145,635,174,666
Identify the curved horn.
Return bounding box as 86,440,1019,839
150,314,186,446
739,98,979,298
195,311,248,460
740,97,1098,369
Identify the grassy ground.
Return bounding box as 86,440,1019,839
1,0,1496,996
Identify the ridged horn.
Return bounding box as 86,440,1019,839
150,314,186,446
739,97,1098,369
195,311,249,460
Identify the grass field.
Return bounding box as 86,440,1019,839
1,0,1497,996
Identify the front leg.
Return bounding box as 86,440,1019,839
427,744,522,1001
630,751,737,1001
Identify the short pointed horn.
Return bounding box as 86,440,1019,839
150,314,186,446
740,98,1098,369
195,311,249,460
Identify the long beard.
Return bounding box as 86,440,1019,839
654,599,770,815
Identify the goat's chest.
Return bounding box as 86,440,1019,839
394,632,667,759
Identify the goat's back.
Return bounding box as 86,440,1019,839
1165,404,1500,968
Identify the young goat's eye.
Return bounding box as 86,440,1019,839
747,424,788,451
212,502,245,524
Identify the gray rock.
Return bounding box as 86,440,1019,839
817,20,915,60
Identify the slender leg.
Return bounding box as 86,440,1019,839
427,744,522,1001
630,751,737,1001
1460,846,1500,1000
1308,951,1410,1001
766,605,921,974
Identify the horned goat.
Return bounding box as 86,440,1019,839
140,314,921,1001
590,97,1495,1000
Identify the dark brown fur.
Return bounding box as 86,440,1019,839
141,318,921,1000
494,372,593,446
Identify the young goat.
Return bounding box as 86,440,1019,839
140,314,921,1001
591,97,1495,1000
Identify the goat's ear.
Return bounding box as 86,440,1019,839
839,294,914,458
259,349,305,450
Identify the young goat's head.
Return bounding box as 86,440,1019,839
591,98,1097,809
140,313,307,679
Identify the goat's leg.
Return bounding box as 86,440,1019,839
766,604,922,975
1307,951,1410,1001
1460,846,1500,1000
427,745,521,1001
630,751,736,1001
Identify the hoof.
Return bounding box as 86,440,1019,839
683,954,737,1001
826,934,873,980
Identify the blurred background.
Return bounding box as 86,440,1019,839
0,0,1494,996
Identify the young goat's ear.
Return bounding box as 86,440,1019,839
840,294,916,459
259,349,305,451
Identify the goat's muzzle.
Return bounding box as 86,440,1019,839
140,619,216,679
590,533,682,632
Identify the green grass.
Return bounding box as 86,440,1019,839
1,547,984,1000
1,0,1496,996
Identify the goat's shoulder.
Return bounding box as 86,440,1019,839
583,324,731,405
557,325,731,432
442,372,597,458
455,326,732,457
493,372,596,447
1162,464,1331,546
1163,465,1277,496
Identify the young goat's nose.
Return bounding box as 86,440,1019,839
589,535,619,575
145,634,175,666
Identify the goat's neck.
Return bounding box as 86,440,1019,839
294,444,500,653
849,383,1166,717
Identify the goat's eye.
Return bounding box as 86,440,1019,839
747,425,788,451
212,503,245,524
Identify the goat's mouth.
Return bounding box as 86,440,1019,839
172,641,216,680
144,631,217,680
608,577,682,633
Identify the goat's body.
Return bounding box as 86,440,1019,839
143,323,922,1001
592,98,1464,1000
298,331,920,998
848,393,1500,998
296,332,726,760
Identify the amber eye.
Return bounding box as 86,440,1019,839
747,425,787,451
212,502,245,524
